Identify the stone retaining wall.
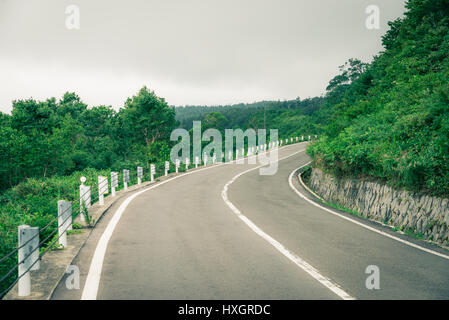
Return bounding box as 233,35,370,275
307,168,449,245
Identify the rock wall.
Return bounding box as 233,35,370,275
307,168,449,246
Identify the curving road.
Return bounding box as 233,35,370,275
51,142,449,300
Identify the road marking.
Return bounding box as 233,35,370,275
81,161,236,299
80,142,304,299
289,164,449,261
221,149,355,300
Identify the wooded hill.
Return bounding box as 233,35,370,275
309,0,449,197
176,0,449,197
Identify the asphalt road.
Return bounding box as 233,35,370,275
51,143,449,300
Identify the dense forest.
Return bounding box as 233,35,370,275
0,87,178,295
175,98,324,130
175,97,326,142
308,0,449,197
0,87,176,193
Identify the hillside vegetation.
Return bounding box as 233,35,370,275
176,1,449,197
175,97,325,137
0,87,176,193
308,0,449,197
0,87,177,295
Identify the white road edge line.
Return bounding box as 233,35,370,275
221,149,355,300
289,163,449,261
80,143,301,300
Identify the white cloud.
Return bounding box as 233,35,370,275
0,0,406,113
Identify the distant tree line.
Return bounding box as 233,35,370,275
175,97,325,136
0,87,176,192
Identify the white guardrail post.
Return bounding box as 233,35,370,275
195,156,199,168
203,153,208,167
111,172,118,196
150,164,155,181
165,161,169,176
79,176,91,222
58,200,72,248
137,166,143,185
17,225,39,296
175,159,180,173
123,169,129,190
98,176,108,206
185,158,189,171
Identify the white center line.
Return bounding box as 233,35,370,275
81,143,301,299
221,148,355,300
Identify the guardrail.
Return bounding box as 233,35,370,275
0,135,317,298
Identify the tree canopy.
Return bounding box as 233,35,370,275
0,87,177,192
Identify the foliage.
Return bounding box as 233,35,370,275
175,97,325,138
0,87,177,192
308,0,449,196
0,87,177,296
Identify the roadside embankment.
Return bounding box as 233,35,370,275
304,167,449,246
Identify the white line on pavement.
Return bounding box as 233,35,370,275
289,163,449,261
81,143,303,299
81,162,232,299
221,149,355,300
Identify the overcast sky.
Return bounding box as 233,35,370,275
0,0,406,113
